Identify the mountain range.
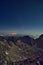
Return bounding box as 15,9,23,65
0,34,43,65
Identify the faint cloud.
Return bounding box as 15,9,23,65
9,32,17,35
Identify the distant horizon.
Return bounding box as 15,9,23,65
0,31,43,36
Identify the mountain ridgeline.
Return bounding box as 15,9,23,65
1,34,43,49
0,34,43,65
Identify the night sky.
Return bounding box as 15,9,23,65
0,0,43,35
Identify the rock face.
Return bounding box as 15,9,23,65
35,34,43,49
0,34,43,65
16,36,35,46
6,34,43,49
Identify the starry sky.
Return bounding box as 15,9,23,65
0,0,43,35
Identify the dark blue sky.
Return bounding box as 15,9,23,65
0,0,43,35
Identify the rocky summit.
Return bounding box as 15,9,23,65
0,35,43,65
